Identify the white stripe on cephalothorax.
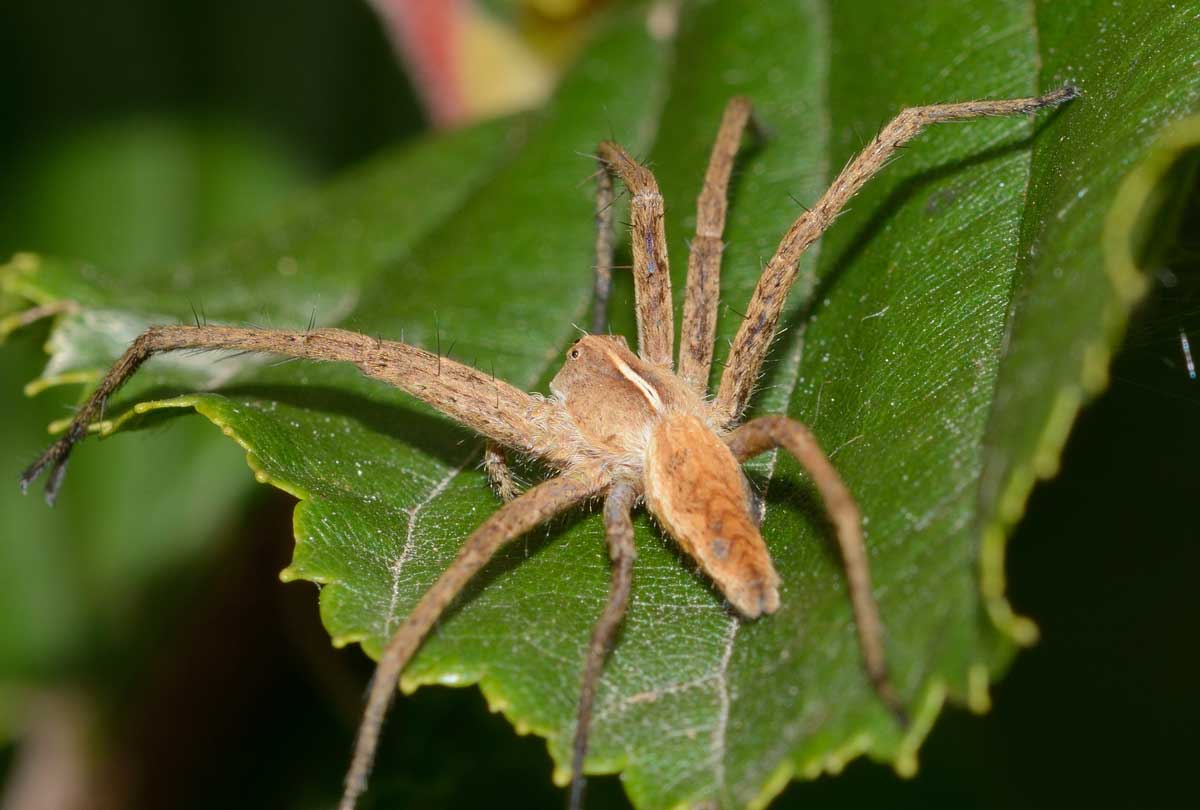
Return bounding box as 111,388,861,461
605,349,664,413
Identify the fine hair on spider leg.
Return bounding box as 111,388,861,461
18,84,1077,810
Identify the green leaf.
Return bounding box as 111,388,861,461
5,2,1199,808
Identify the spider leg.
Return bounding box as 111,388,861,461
568,481,638,810
590,159,617,334
20,324,578,504
341,471,604,810
724,415,906,724
678,97,757,395
483,441,520,502
713,85,1079,424
595,141,674,369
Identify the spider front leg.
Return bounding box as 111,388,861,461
568,481,638,810
20,324,577,503
725,415,905,722
341,471,603,810
713,85,1079,424
595,141,674,368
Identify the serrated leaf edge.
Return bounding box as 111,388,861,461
977,114,1200,643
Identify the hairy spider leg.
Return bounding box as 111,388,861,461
20,324,575,504
341,472,603,810
483,441,521,502
678,96,757,394
714,85,1079,424
725,415,904,721
596,141,674,369
568,482,638,810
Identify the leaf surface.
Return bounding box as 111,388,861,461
5,2,1200,807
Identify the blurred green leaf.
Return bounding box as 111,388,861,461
4,2,1199,808
0,121,311,682
7,120,309,273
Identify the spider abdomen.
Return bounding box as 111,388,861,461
644,413,780,618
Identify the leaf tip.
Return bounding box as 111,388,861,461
893,680,948,779
1,252,42,279
331,633,365,650
967,664,992,714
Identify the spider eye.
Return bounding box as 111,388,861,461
569,348,581,359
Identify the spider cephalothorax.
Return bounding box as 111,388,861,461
20,85,1076,809
552,332,779,616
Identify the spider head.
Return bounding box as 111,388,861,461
550,334,697,458
551,334,634,394
550,334,651,411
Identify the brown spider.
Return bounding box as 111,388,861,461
21,84,1077,809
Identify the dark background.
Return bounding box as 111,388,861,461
0,1,1196,808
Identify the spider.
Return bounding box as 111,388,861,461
21,84,1077,809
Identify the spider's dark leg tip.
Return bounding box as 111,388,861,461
44,458,70,506
19,456,49,496
1060,82,1081,101
20,435,77,505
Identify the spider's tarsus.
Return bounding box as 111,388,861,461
1035,83,1079,109
19,435,75,506
17,463,39,496
45,459,69,506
